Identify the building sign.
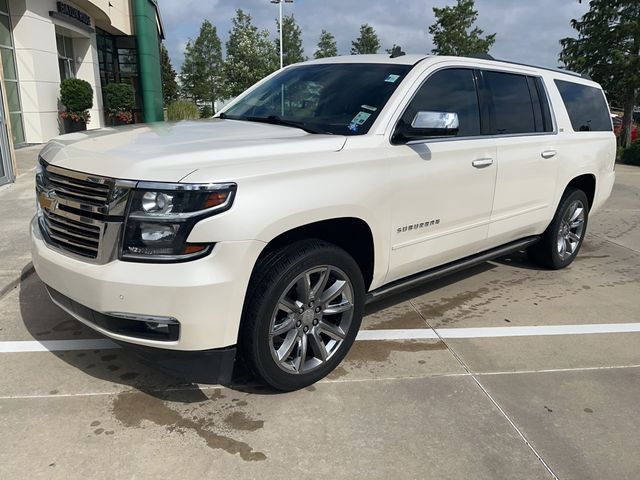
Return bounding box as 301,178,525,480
56,2,91,26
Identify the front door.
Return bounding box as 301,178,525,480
386,68,497,283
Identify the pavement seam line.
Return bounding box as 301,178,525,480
408,299,561,480
593,234,640,254
475,364,640,376
0,262,35,301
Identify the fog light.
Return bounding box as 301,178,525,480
145,322,170,334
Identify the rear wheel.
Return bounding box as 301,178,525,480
240,240,365,391
527,188,589,269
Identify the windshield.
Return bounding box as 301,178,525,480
222,63,412,136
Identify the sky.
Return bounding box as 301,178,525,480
157,0,590,73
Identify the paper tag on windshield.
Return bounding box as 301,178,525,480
385,74,400,83
351,111,371,126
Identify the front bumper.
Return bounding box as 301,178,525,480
31,216,265,351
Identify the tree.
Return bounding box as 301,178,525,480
314,30,338,58
351,24,380,55
275,14,306,66
429,0,496,56
223,9,279,98
180,20,223,111
160,44,178,106
560,0,640,148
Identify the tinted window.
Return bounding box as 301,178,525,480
485,71,536,135
399,68,481,137
224,63,412,136
554,80,612,132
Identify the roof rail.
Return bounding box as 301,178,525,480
463,54,587,80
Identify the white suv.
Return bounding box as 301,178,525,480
32,54,616,390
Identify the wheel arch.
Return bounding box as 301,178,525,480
254,217,376,291
566,173,596,210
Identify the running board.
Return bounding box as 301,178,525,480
365,236,540,304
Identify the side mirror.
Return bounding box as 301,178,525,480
394,111,460,143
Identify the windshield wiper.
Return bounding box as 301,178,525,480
221,113,330,135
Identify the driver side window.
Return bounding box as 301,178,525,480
400,68,481,137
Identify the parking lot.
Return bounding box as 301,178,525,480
1,164,638,480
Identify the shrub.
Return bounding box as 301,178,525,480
621,141,640,166
104,83,135,116
167,100,199,121
60,78,93,123
199,104,213,118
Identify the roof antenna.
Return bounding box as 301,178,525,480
390,46,406,59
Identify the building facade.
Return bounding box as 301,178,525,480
0,0,164,186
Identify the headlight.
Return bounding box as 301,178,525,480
121,182,236,262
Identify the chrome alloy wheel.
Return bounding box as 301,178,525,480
268,266,354,374
557,199,585,260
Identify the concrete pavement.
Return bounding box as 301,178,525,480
0,145,41,298
0,164,638,479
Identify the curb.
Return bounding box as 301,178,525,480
0,263,35,300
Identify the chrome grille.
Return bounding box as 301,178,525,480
45,170,110,207
41,209,101,258
36,160,135,263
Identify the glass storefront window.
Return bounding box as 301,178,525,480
1,47,15,79
97,28,142,122
56,33,76,81
0,15,10,47
0,5,24,144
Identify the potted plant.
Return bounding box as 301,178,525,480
59,78,93,133
104,83,135,126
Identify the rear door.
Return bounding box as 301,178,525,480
483,70,558,245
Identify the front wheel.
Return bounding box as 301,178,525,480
527,187,589,269
240,240,365,391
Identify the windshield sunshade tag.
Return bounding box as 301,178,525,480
385,74,401,83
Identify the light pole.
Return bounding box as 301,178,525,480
271,0,293,69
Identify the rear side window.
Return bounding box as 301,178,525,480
484,71,537,135
399,68,481,137
554,80,612,132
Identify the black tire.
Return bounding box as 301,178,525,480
527,187,589,269
240,239,365,391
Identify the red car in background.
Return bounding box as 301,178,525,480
612,115,638,142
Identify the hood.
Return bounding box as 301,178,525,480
39,119,348,182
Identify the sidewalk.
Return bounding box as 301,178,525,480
0,145,42,298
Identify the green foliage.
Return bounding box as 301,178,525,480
351,24,380,55
200,104,213,118
160,44,179,105
429,0,496,56
223,9,278,98
166,100,200,121
275,14,306,66
314,30,338,59
621,141,640,166
181,20,224,110
560,0,640,148
103,83,135,115
60,78,93,117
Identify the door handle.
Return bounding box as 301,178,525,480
472,158,494,168
541,150,557,159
